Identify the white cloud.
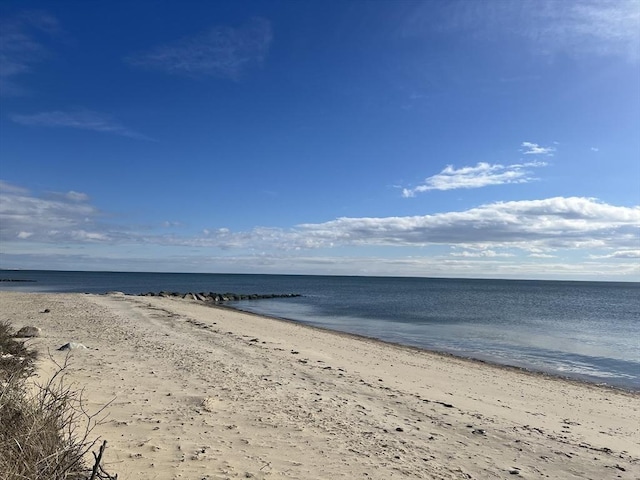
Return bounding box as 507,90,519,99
162,221,182,228
0,181,104,243
2,251,637,281
402,160,547,197
126,17,272,79
295,197,640,252
415,0,640,62
559,0,640,60
521,142,555,155
64,191,90,202
0,11,59,96
590,250,640,259
154,197,637,256
0,180,28,195
450,249,514,258
10,110,153,140
2,181,638,279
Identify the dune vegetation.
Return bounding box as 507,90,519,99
0,320,115,480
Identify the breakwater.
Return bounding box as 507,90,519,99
138,291,301,303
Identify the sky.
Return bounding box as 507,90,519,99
1,0,639,281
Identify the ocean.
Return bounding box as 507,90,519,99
1,270,638,390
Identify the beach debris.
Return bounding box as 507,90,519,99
201,397,217,412
562,418,580,426
57,342,88,351
15,326,41,338
42,308,50,313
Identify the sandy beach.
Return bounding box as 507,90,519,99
1,291,638,479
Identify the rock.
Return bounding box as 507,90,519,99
57,342,88,351
15,326,41,338
201,397,217,412
141,291,302,301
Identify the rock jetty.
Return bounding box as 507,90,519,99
138,291,301,303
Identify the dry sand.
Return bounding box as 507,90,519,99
1,291,638,479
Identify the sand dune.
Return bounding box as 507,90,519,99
1,291,638,479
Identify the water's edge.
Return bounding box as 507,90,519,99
204,297,640,394
1,270,638,390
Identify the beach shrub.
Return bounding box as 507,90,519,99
0,320,37,384
0,322,116,480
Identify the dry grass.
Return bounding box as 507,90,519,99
0,320,37,384
0,321,116,480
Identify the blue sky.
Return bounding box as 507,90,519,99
1,0,639,280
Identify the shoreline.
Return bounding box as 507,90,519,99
18,290,640,394
1,273,637,393
215,300,640,394
1,291,638,479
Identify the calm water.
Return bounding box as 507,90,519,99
1,270,638,389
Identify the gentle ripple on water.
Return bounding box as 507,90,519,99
1,270,638,389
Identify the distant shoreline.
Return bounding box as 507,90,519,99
0,268,639,285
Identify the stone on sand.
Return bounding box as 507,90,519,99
15,326,42,338
58,342,88,351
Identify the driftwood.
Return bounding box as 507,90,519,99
88,441,117,480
